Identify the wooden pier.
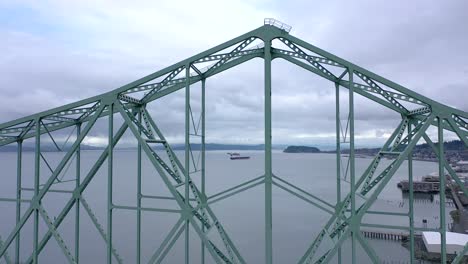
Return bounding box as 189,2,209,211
361,230,407,241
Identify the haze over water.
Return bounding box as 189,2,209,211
0,150,445,263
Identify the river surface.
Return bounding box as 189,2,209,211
0,150,447,263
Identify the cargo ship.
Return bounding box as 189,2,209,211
227,152,250,160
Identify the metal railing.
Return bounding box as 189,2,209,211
264,18,292,33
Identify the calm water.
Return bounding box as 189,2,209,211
0,150,446,263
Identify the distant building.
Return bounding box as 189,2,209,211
455,161,468,173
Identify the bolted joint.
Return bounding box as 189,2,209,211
430,104,453,119
256,26,288,42
101,94,118,106
72,189,81,200
31,198,41,209
118,93,142,105
348,214,363,230
180,208,192,220
198,193,208,205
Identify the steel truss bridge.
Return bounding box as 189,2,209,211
0,19,467,264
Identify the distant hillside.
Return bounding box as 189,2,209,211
329,140,468,162
0,143,267,152
283,140,467,160
412,140,467,162
2,140,465,160
170,143,265,151
284,146,320,153
414,140,466,152
326,140,466,154
0,143,103,152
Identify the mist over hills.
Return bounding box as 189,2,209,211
0,143,270,152
1,140,464,158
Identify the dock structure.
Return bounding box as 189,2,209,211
397,172,453,193
361,230,407,241
398,180,441,193
0,18,467,263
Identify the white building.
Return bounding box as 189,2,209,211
422,231,468,255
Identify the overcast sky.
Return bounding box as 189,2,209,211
0,0,467,147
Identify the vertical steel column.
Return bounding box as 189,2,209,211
335,82,342,264
201,78,206,264
107,103,114,264
15,139,23,263
348,68,356,264
264,38,273,264
438,118,446,263
33,118,40,264
137,109,142,264
185,65,190,264
408,122,415,264
75,123,81,263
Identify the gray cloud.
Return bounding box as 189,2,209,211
0,0,466,146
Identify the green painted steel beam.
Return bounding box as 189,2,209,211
80,197,123,264
15,140,22,264
282,33,468,120
364,210,408,217
452,242,468,264
75,123,81,263
207,175,265,204
156,225,185,264
356,233,379,263
33,118,40,264
422,133,468,198
448,117,468,146
0,104,105,260
209,179,265,206
438,117,447,263
21,115,134,264
318,115,434,263
117,101,245,264
272,175,334,209
408,123,415,264
264,37,273,264
136,109,142,264
112,205,180,214
201,78,206,264
1,24,466,144
274,53,403,113
348,67,357,264
107,103,114,264
148,217,185,264
0,104,125,146
0,53,261,147
272,181,334,215
335,81,342,264
2,22,468,264
360,223,409,231
184,64,190,264
0,236,12,264
38,205,76,263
